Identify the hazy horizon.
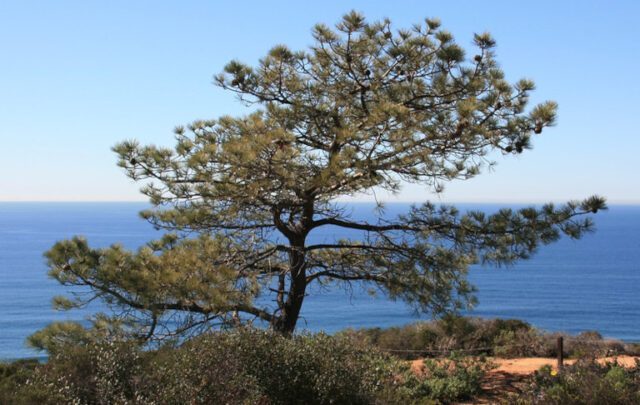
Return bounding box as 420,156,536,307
1,199,638,205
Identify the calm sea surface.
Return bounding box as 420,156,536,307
1,202,639,360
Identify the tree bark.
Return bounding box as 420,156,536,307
272,235,307,335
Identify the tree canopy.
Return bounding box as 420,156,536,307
32,12,605,347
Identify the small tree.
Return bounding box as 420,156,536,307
33,12,605,345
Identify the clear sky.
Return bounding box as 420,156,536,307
1,0,639,203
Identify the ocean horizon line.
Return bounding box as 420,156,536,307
1,200,639,206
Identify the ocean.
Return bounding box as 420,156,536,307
1,202,639,360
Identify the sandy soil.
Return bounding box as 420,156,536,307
411,355,640,375
492,355,639,374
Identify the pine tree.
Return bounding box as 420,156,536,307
33,12,605,347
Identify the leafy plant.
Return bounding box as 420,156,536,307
0,359,44,405
402,351,496,403
507,360,640,405
14,329,413,405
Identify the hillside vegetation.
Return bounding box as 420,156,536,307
2,317,639,404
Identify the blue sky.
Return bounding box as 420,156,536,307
1,1,638,203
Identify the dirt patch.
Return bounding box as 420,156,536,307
492,355,640,374
411,355,640,375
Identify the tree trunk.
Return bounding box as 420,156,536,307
272,237,307,335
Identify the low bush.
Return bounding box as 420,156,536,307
0,359,43,405
506,359,640,404
492,327,543,358
159,329,405,405
338,316,536,359
400,351,496,404
21,340,148,404
338,317,637,360
141,337,262,405
628,342,640,356
5,329,415,404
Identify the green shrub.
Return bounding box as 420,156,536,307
375,325,421,356
173,328,405,405
552,331,628,360
628,342,640,356
338,316,538,359
493,327,542,358
507,359,640,405
400,351,496,404
339,317,637,360
140,338,262,405
25,340,148,404
0,359,45,405
14,329,413,405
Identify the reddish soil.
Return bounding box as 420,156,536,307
491,355,640,374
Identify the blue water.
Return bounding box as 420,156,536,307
1,202,639,360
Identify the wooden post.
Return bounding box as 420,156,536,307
557,336,564,370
